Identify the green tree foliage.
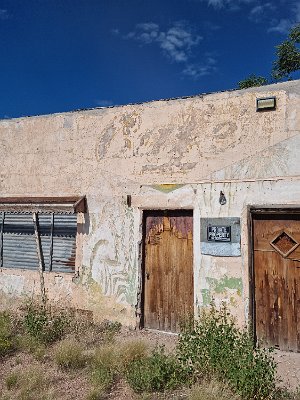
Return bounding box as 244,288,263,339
238,24,300,89
238,75,268,89
272,24,300,80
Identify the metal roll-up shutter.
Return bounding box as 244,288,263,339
52,214,77,273
3,213,39,270
1,212,77,273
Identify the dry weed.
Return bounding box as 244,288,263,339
189,379,240,400
119,339,148,370
54,338,87,369
4,365,54,400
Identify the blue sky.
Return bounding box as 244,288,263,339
0,0,299,119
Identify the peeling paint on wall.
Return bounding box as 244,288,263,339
0,80,300,328
87,200,137,307
151,184,184,193
206,275,243,295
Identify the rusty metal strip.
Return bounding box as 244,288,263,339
0,212,4,269
73,195,87,213
32,212,46,304
0,196,87,213
0,196,83,204
49,213,54,272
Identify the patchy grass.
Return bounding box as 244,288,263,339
16,333,46,360
119,339,149,371
5,371,19,390
90,344,118,394
54,338,87,369
0,302,298,400
126,345,188,393
188,379,241,400
4,365,52,400
0,312,15,356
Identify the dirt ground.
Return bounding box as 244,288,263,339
0,328,299,399
116,329,300,391
274,350,300,390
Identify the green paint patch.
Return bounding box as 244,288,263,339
201,289,212,306
230,296,237,307
151,184,184,193
206,276,242,295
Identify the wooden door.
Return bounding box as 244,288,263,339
143,210,193,332
253,213,300,352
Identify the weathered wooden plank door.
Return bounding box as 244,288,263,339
253,213,300,352
143,210,193,332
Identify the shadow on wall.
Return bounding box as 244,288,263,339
77,201,90,235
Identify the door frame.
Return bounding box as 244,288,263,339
248,205,300,343
140,208,194,330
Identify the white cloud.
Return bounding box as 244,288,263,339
249,3,275,23
136,22,159,31
268,19,293,34
267,1,300,34
111,28,119,35
0,9,9,20
124,21,202,63
294,1,300,22
183,56,217,79
95,99,113,107
120,22,218,79
200,0,255,10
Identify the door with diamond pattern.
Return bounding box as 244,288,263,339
253,213,300,352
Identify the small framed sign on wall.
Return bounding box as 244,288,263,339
201,218,240,256
207,226,231,242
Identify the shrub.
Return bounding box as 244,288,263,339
99,320,122,342
54,338,87,369
126,346,188,393
16,334,46,359
23,302,70,344
90,345,118,393
0,312,14,356
5,371,19,390
86,389,105,400
119,340,148,371
274,388,300,400
177,304,276,399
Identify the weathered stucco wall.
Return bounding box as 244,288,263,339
0,80,300,326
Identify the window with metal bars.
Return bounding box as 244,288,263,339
0,212,77,273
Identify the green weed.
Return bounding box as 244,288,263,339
177,304,276,399
90,344,118,394
0,312,14,356
23,302,70,344
5,371,19,390
126,345,188,393
99,320,122,342
16,333,46,359
4,365,52,400
119,339,148,371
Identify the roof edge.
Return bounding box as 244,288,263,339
1,79,300,122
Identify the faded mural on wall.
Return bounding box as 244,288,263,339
0,80,299,327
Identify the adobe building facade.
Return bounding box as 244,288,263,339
0,80,300,350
